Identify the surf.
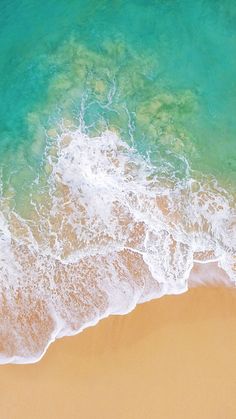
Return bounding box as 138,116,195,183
0,124,235,364
0,0,236,364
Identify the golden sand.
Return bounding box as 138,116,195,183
1,287,236,419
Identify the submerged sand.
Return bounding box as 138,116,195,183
0,286,236,419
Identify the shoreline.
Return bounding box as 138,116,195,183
0,261,233,365
1,285,236,418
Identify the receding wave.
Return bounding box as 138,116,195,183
0,124,235,364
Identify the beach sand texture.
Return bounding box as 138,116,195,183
0,286,236,419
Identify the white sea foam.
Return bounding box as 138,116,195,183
0,127,235,364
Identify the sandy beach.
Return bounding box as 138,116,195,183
0,286,236,419
0,1,235,418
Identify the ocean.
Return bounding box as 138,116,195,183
0,0,235,363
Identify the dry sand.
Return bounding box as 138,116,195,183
0,286,236,419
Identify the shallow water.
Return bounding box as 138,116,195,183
0,0,235,363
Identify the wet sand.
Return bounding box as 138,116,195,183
1,286,236,419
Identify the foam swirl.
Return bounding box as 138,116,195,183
0,127,235,363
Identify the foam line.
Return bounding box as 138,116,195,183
0,128,235,363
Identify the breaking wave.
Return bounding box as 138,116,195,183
0,125,235,364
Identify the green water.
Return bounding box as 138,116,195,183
0,0,236,193
0,0,236,364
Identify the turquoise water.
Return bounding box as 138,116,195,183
0,0,235,363
1,0,236,188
